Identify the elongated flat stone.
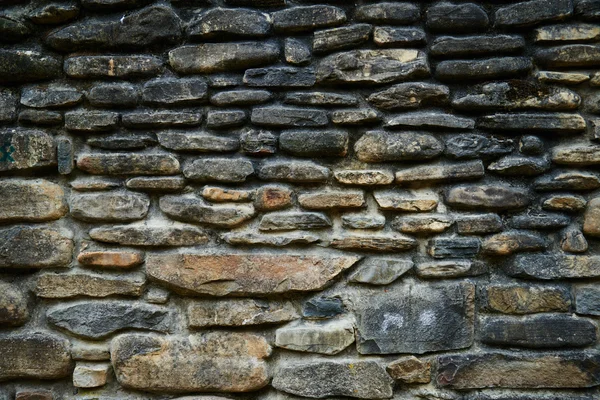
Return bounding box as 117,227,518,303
112,332,271,392
536,45,600,67
495,0,573,27
160,194,255,227
272,5,346,32
146,254,360,296
89,224,208,246
350,258,413,284
552,145,600,165
77,153,180,175
36,273,145,298
330,234,417,252
258,161,330,182
298,190,365,209
313,24,372,54
368,82,449,110
223,232,319,247
279,130,348,156
251,107,327,127
509,254,600,279
188,8,270,39
243,67,316,88
478,113,586,132
70,192,149,222
536,23,600,42
386,113,474,130
259,212,331,231
334,170,394,186
356,3,420,24
0,50,61,84
446,185,530,210
275,318,355,355
157,131,238,153
374,190,438,211
316,49,429,85
436,57,532,81
484,285,571,314
65,55,163,79
188,299,298,327
396,161,484,184
355,131,444,162
431,35,525,57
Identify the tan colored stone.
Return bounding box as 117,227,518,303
543,194,586,212
73,362,110,388
89,224,209,246
202,186,253,202
392,214,453,234
112,332,271,392
387,356,431,383
188,299,298,327
552,145,600,166
482,232,546,255
298,190,365,209
78,250,144,269
147,254,360,296
36,273,145,298
0,179,67,222
0,281,29,327
373,190,438,211
486,285,571,314
583,198,600,236
254,185,293,210
334,170,394,185
275,318,355,355
330,234,417,252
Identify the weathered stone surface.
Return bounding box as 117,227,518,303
437,353,600,389
188,299,298,327
29,2,79,24
0,128,56,172
481,314,596,348
509,254,600,279
488,156,550,176
386,112,474,130
122,110,202,128
280,130,347,157
479,113,586,132
453,81,580,111
537,70,591,84
112,332,271,392
73,362,110,388
259,212,331,231
495,0,573,27
188,8,270,39
436,57,532,81
258,161,330,182
313,24,372,54
332,109,380,125
330,234,417,252
0,50,61,84
456,214,503,234
553,145,600,166
535,170,600,190
0,281,28,326
272,6,346,32
298,190,364,209
87,82,137,108
21,85,82,108
254,185,293,210
509,213,570,229
284,92,357,107
160,194,255,227
446,185,530,210
77,250,143,269
316,49,430,85
90,134,156,151
206,110,247,129
482,232,546,255
48,301,172,339
142,78,207,106
0,17,29,43
536,23,600,42
416,260,485,279
445,134,513,160
395,161,484,184
374,190,438,212
65,111,118,132
349,258,413,285
0,89,17,123
427,3,489,32
583,197,600,236
563,229,590,253
240,128,277,155
576,286,600,315
273,361,393,399
252,107,327,127
169,42,279,74
36,273,145,298
0,332,72,381
157,132,237,153
223,232,320,247
202,187,252,203
374,27,426,46
77,153,180,175
0,179,67,223
387,356,431,384
276,318,355,354
356,282,475,354
46,6,181,51
368,82,449,110
80,0,152,10
14,390,54,400
427,237,481,259
575,0,600,19
303,296,345,320
355,131,444,162
544,194,587,212
71,192,149,222
65,55,162,79
355,3,420,24
183,158,253,182
0,225,73,269
146,254,359,296
431,35,525,57
335,170,394,186
284,38,312,65
89,224,208,246
485,285,571,314
211,90,272,106
393,214,453,234
536,44,600,67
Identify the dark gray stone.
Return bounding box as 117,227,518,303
65,111,118,132
29,2,80,24
495,0,573,27
509,254,600,279
479,113,586,132
280,130,348,157
21,85,82,108
427,3,489,32
0,226,73,269
445,134,513,160
373,27,426,47
224,0,283,5
509,213,570,229
47,301,172,339
70,192,150,222
368,82,449,110
183,158,254,182
126,177,186,192
350,258,413,285
575,0,600,19
355,282,475,354
394,161,485,184
0,16,29,43
157,131,239,152
0,89,16,123
284,92,357,107
77,153,180,175
487,156,551,176
19,109,62,126
45,6,182,51
65,55,163,79
160,194,255,227
355,2,420,24
142,78,207,106
355,131,444,162
481,315,596,348
576,286,600,315
251,107,327,127
89,224,208,246
436,57,532,81
303,296,345,319
88,82,137,108
285,38,312,65
427,237,481,258
243,67,316,88
456,214,503,234
332,109,381,125
259,212,331,231
81,0,152,11
446,185,530,210
536,44,600,67
88,133,157,150
258,161,330,182
535,170,600,191
386,112,474,130
169,42,279,74
0,50,61,84
273,361,393,399
431,35,525,57
272,6,346,33
206,110,246,129
210,90,272,106
57,137,73,175
122,111,202,128
317,49,430,85
188,8,270,39
240,128,277,155
313,24,372,54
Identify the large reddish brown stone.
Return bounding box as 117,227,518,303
146,254,360,296
111,332,271,392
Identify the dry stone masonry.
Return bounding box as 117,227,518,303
2,0,600,399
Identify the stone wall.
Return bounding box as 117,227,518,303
1,0,600,399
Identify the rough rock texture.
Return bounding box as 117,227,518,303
3,0,600,398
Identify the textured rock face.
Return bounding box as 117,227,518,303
3,0,600,398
